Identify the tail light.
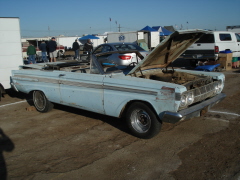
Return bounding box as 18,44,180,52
119,55,132,60
215,46,219,53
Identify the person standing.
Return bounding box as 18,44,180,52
27,44,36,64
72,39,80,60
47,37,57,62
39,41,48,62
84,39,93,61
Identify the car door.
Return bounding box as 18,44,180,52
58,72,105,114
235,33,240,57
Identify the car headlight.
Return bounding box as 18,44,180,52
187,91,194,104
214,80,223,94
218,80,223,92
180,93,188,107
180,91,195,108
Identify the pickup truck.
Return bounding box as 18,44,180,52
11,30,226,139
182,31,240,62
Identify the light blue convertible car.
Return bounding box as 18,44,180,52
11,30,226,138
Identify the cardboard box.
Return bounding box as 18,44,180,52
218,53,232,61
218,57,232,70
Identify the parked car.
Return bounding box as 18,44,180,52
92,42,149,67
11,30,226,139
182,31,240,62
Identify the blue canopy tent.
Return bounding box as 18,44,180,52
140,26,157,32
138,26,158,51
152,26,172,36
79,35,100,40
79,35,100,51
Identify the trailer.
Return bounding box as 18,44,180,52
226,25,240,34
0,17,23,100
21,37,65,60
107,31,159,51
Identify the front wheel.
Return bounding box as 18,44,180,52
33,91,53,112
126,102,162,139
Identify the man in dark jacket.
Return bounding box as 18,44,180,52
39,41,48,62
72,39,80,60
47,37,57,62
27,44,36,64
84,39,93,61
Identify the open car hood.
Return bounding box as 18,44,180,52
127,29,209,76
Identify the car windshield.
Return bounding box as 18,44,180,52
90,55,105,74
113,44,144,51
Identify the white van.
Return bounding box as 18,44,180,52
182,31,240,61
0,17,23,100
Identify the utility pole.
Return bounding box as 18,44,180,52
48,26,50,37
118,24,122,32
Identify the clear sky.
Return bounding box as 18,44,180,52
1,0,239,37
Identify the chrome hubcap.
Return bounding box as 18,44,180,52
34,91,45,110
130,109,151,133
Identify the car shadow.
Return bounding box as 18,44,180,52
0,128,15,180
19,91,130,134
23,93,131,135
53,103,130,135
5,89,28,100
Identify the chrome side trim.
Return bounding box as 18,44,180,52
60,80,103,89
12,75,59,84
13,75,158,96
12,77,39,82
105,85,158,96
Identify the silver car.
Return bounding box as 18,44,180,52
92,43,149,66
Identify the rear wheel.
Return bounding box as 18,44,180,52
33,91,53,112
126,102,162,139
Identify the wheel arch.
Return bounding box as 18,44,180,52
28,89,47,102
29,89,46,97
119,100,161,122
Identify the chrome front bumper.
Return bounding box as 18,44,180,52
161,93,226,123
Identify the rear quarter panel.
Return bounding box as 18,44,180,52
12,70,62,103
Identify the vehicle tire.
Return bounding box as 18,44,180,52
33,91,53,112
126,102,162,139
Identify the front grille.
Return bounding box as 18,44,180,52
190,81,219,103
